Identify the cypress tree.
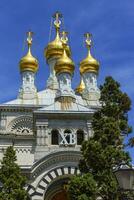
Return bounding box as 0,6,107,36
0,146,29,200
68,76,132,200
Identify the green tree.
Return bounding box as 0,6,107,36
68,76,132,200
0,146,29,200
68,173,97,200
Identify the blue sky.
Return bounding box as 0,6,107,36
0,0,134,161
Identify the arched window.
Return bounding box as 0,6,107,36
77,130,84,145
51,129,59,145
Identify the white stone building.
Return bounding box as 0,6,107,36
0,12,100,200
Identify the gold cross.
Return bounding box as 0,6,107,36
84,32,92,46
53,11,62,30
27,31,33,46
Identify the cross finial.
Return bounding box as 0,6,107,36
61,31,68,45
84,32,92,47
53,11,62,30
27,31,33,47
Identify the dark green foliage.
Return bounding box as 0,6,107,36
68,76,132,200
128,137,134,147
0,146,29,200
68,173,97,200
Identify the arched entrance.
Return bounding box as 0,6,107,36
51,190,68,200
44,177,70,200
27,151,81,200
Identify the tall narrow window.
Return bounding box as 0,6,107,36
64,129,72,144
51,129,59,145
77,130,84,145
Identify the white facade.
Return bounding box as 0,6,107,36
0,84,100,200
0,16,100,200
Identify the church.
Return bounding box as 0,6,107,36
0,12,100,200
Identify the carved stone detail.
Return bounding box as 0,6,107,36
82,72,100,102
18,71,38,100
7,116,33,135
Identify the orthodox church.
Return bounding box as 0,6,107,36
0,12,100,200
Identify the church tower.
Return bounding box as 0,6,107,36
45,12,71,90
54,31,75,105
80,33,100,103
0,12,100,200
19,31,39,101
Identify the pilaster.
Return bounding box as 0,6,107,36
35,120,49,161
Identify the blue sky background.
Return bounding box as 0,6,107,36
0,0,134,161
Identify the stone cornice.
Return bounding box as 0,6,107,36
0,104,43,112
0,134,35,140
34,111,94,120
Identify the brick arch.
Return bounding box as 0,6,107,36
27,166,80,200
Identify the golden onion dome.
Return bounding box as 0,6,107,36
45,12,71,61
55,48,74,75
80,33,99,74
55,31,75,75
19,32,38,73
45,30,63,60
75,78,85,94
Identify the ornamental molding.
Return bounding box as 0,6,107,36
31,151,82,180
7,115,33,135
0,147,32,154
0,105,43,114
34,111,94,121
15,147,32,153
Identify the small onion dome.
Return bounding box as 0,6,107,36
80,33,99,74
80,48,99,74
55,48,75,75
45,29,71,61
19,32,38,73
75,78,85,94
